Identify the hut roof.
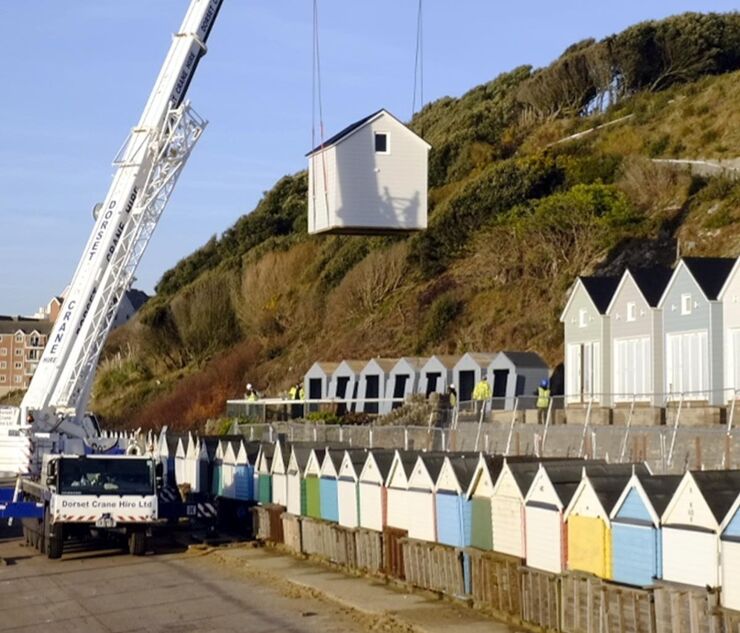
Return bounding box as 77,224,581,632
691,470,740,523
637,474,682,516
683,257,736,300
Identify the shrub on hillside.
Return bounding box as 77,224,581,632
408,156,563,276
129,340,262,431
416,294,462,352
169,268,240,362
510,183,642,281
326,242,408,322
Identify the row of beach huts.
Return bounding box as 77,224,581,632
159,431,740,631
302,351,549,413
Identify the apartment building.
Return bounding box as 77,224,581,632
0,317,52,397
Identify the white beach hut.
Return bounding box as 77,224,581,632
304,361,339,413
358,358,399,414
388,357,428,409
270,440,289,507
337,449,368,529
453,353,496,403
406,453,446,542
385,450,418,532
419,355,459,397
720,492,740,610
661,470,740,588
358,449,395,532
329,360,366,413
307,108,431,235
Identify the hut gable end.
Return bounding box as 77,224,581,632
662,472,718,530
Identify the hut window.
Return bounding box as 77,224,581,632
578,309,588,328
374,132,389,154
681,293,692,315
626,302,636,322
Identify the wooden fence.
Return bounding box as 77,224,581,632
466,548,522,618
383,526,406,580
354,528,383,575
654,583,722,633
521,567,562,632
561,572,655,633
251,506,271,541
252,514,738,633
402,538,467,598
300,517,357,567
281,512,302,553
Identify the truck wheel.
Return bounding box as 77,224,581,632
128,531,147,556
46,522,64,560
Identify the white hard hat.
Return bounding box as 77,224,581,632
450,384,456,389
246,383,253,390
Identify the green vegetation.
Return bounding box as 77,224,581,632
91,12,740,431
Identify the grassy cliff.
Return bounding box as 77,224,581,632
93,12,740,430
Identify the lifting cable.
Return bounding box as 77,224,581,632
411,0,424,122
312,0,331,227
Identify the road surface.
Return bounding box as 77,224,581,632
0,529,373,633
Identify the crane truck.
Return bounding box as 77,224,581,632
0,0,224,558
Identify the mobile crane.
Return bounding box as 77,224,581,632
0,0,224,557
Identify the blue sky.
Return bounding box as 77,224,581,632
1,1,737,315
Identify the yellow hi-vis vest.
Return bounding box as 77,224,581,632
537,387,550,408
473,380,492,400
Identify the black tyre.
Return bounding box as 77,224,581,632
46,521,63,560
128,530,147,556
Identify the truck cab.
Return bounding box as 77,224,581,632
26,454,161,557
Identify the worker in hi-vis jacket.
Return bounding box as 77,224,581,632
537,379,551,424
472,377,492,415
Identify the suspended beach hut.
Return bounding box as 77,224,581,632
319,449,343,522
435,454,478,548
385,450,418,532
610,472,681,587
358,358,398,414
388,357,427,409
407,453,445,542
661,470,740,588
419,355,459,397
307,108,431,235
358,449,395,532
453,353,496,403
337,449,368,528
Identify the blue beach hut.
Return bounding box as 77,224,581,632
319,448,342,522
610,472,681,587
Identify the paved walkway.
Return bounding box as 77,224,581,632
210,544,518,633
0,531,371,633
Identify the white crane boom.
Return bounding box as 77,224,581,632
4,0,224,473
